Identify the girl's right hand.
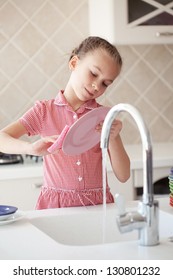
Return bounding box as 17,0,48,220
30,135,59,156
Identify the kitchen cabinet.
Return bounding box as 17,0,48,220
0,143,172,208
0,160,43,210
133,166,170,198
89,0,173,44
107,143,173,201
0,177,42,211
108,166,170,201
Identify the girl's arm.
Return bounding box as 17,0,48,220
0,120,57,156
108,134,130,183
96,120,130,183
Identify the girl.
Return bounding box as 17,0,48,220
0,36,130,209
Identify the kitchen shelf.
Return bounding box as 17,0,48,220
89,0,173,44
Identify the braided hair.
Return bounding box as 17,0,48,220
69,36,122,70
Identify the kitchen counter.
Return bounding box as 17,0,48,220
0,158,43,210
0,142,173,180
0,159,43,180
0,142,172,204
0,197,173,260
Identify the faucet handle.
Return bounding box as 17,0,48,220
115,193,126,216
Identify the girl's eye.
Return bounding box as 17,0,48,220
103,83,108,87
91,71,97,77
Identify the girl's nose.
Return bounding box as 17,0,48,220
92,83,98,91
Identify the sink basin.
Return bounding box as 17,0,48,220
29,204,173,246
30,207,137,246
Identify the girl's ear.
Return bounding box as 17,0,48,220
69,55,79,70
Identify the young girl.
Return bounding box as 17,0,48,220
0,36,130,209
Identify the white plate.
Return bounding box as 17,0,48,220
0,213,14,221
62,107,110,155
0,211,25,225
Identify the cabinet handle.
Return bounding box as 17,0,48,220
156,32,173,37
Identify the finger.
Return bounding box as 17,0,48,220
43,135,59,143
95,121,103,130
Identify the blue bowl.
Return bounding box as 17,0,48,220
0,205,18,216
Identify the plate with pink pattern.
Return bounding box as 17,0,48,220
62,107,110,155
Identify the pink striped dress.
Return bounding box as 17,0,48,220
20,91,114,209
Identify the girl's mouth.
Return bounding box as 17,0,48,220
85,88,94,97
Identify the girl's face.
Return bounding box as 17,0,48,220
69,49,120,102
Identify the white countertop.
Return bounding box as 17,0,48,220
0,197,173,260
0,142,173,180
0,160,43,180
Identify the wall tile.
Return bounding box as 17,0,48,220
70,2,89,36
52,22,84,54
144,45,173,74
50,0,83,17
53,63,70,88
14,63,47,97
126,60,156,93
108,80,139,105
162,100,173,124
0,71,9,91
135,98,157,125
32,2,65,37
0,0,173,145
0,33,8,49
13,0,45,17
118,46,139,75
162,62,173,88
33,42,65,76
14,23,46,57
150,116,173,142
145,79,172,110
0,83,30,118
0,2,26,38
0,43,27,78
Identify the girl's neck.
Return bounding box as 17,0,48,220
63,87,84,112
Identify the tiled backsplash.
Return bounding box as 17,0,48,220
0,0,173,144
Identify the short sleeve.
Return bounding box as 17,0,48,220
19,100,47,136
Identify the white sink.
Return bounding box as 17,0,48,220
1,199,171,260
30,203,173,246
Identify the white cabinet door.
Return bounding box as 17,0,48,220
0,178,42,210
89,0,173,44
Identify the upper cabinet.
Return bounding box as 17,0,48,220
89,0,173,44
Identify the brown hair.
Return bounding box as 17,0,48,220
69,36,122,69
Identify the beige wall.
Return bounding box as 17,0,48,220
0,0,173,144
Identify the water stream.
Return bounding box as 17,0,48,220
102,147,108,243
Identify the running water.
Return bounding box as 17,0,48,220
102,147,108,243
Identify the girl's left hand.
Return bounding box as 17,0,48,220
95,119,122,141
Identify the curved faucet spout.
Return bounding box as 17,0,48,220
101,103,159,246
101,103,153,205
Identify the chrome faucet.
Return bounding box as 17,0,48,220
100,103,159,246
